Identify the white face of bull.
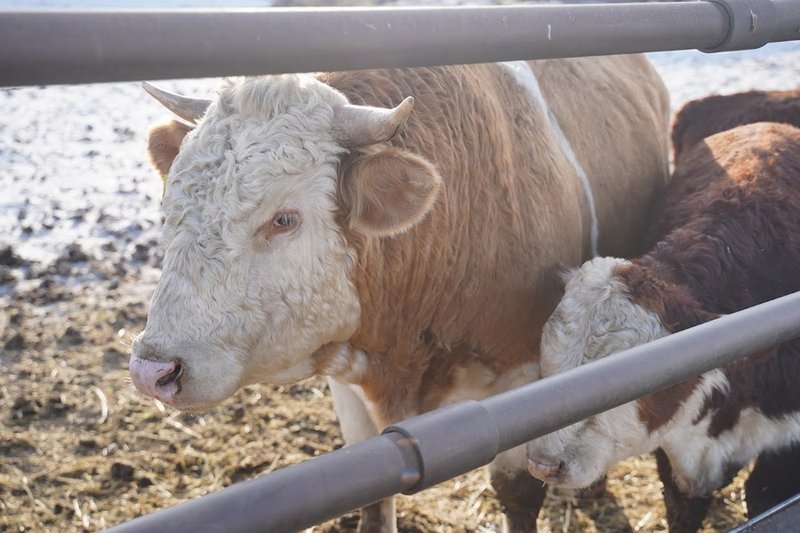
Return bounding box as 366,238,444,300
129,75,441,411
526,257,670,488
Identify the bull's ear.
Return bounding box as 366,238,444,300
147,120,193,181
556,262,577,285
341,147,442,237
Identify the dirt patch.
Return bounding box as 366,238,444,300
1,264,749,532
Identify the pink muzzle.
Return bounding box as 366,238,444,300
129,356,182,403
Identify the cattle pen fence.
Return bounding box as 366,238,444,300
2,1,800,531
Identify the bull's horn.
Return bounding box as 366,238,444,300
331,96,415,147
142,81,211,125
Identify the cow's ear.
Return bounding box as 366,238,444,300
147,120,193,181
556,262,577,285
341,147,442,237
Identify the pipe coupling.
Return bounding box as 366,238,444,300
702,0,778,52
383,400,500,494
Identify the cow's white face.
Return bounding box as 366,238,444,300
129,75,441,411
526,257,669,488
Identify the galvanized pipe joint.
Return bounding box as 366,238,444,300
703,0,778,52
384,401,500,494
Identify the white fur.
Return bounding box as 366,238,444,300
439,361,540,405
328,378,380,446
319,343,370,383
527,256,671,488
499,61,599,257
662,370,800,496
133,75,362,410
539,257,666,377
528,256,800,499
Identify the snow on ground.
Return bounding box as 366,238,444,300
0,79,218,268
648,41,800,112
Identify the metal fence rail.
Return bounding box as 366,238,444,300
732,493,800,533
1,0,799,86
104,291,800,533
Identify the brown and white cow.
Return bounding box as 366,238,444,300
130,57,670,531
526,122,800,531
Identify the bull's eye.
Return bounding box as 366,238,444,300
256,211,301,242
273,213,298,230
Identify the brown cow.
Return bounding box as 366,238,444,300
671,89,800,161
527,122,800,531
131,57,670,531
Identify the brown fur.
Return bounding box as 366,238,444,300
339,146,442,237
622,123,800,430
655,448,712,533
490,468,547,531
147,120,193,178
671,89,800,163
616,264,713,432
614,122,800,528
319,58,669,425
746,443,800,517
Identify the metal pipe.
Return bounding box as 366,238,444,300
730,493,800,532
105,291,800,531
105,432,420,533
2,0,799,87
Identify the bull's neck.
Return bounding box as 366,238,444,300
346,228,444,357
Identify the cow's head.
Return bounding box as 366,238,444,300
526,257,670,488
130,76,442,411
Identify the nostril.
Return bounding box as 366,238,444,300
156,360,182,388
129,356,182,401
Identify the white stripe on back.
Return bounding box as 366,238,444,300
499,61,599,257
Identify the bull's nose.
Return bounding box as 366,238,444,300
527,457,564,481
129,356,183,403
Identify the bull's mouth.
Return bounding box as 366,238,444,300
527,457,566,483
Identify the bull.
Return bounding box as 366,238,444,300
131,57,670,531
